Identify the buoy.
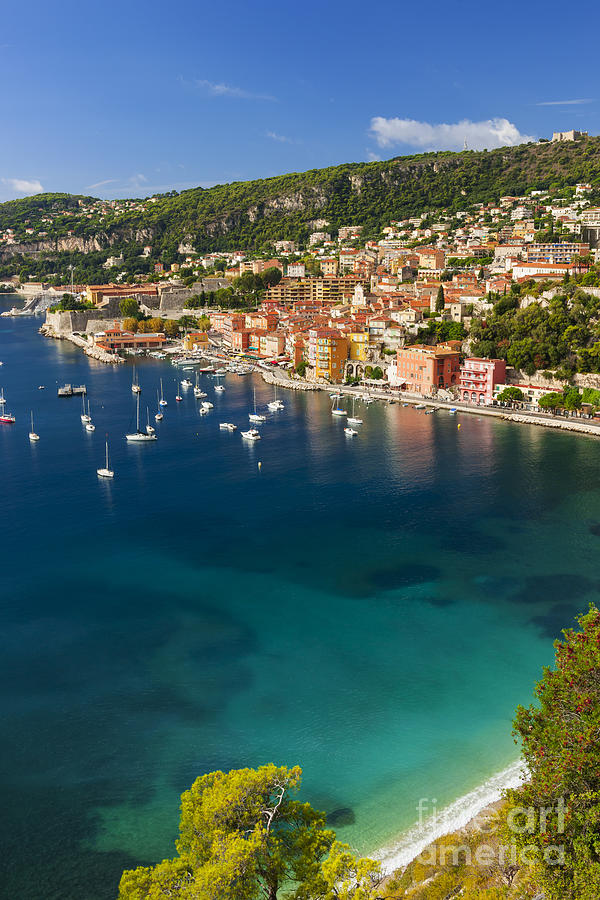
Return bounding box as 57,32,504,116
457,423,461,429
258,461,262,469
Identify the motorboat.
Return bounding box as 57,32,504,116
181,378,193,388
241,428,261,441
344,427,358,436
201,401,214,409
219,422,237,431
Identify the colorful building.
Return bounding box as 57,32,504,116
389,344,461,394
459,358,506,404
307,328,348,382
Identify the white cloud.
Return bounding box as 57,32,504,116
266,130,295,144
369,116,535,151
366,150,381,162
193,78,275,101
2,177,44,195
536,98,594,106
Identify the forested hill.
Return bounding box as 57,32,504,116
3,137,600,255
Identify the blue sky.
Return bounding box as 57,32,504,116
0,0,598,202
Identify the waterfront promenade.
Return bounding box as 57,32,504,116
260,367,600,437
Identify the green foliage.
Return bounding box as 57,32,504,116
296,360,308,377
538,391,566,411
118,765,379,900
414,319,466,344
496,387,524,403
470,286,600,376
5,139,600,256
371,366,384,380
119,297,140,319
582,387,600,409
508,606,600,899
49,293,93,312
436,284,445,312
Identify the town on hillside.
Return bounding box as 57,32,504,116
6,173,600,417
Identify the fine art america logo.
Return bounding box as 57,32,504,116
415,797,566,867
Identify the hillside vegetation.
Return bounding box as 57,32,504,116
3,138,600,256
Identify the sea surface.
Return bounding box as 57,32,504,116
1,298,598,899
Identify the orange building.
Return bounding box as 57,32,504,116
390,344,461,394
307,328,348,382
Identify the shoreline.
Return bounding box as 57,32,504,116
260,369,600,438
374,758,527,875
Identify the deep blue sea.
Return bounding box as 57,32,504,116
1,296,598,899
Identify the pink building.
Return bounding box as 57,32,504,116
459,358,506,404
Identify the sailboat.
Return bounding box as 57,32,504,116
249,388,266,423
29,410,40,441
214,375,225,393
331,395,347,417
97,439,114,478
194,372,207,398
85,401,96,431
81,394,90,423
155,390,164,421
146,406,155,434
159,378,167,407
347,396,363,426
175,379,183,402
267,384,284,411
0,388,5,405
126,392,157,442
131,365,141,393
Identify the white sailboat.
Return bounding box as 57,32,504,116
131,365,141,393
347,396,363,426
85,401,96,431
155,390,164,421
159,378,168,407
146,406,155,435
97,440,114,478
249,388,266,423
193,373,206,399
29,410,40,442
81,394,90,423
126,393,157,442
267,384,284,411
0,388,5,405
175,378,183,402
331,395,347,417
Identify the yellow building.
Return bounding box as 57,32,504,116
183,331,209,351
307,328,348,382
348,331,370,361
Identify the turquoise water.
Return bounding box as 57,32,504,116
1,300,598,898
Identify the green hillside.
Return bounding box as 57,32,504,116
2,138,600,261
